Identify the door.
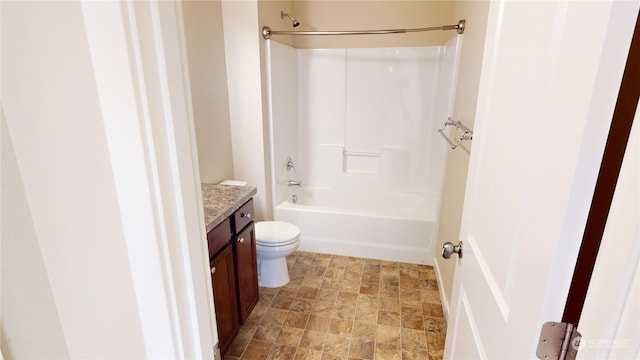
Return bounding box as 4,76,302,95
210,244,240,355
234,222,259,324
443,1,638,358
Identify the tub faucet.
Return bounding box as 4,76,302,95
287,180,302,186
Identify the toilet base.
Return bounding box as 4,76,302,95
258,257,290,288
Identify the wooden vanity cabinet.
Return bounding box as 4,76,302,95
207,198,258,356
233,223,259,323
209,244,239,355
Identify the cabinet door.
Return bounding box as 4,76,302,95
210,244,239,356
234,222,259,324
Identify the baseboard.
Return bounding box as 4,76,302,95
433,256,450,321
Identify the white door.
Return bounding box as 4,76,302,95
443,1,638,359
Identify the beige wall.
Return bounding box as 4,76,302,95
182,0,235,184
222,0,272,219
259,0,296,47
291,1,454,48
434,0,489,314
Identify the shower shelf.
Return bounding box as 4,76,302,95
438,117,473,150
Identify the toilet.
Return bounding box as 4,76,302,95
255,221,300,288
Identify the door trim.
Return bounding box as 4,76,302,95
562,9,640,325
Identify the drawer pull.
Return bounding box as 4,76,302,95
211,267,216,275
242,212,251,219
238,237,245,244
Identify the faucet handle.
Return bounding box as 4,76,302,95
285,156,296,173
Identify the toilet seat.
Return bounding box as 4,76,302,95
255,221,300,247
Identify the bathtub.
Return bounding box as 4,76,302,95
274,186,438,265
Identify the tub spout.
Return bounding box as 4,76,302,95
287,180,302,186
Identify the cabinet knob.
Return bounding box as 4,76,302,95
238,237,245,244
211,267,216,275
242,212,251,219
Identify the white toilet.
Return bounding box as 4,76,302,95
255,221,300,288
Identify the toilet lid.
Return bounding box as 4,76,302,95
255,221,300,246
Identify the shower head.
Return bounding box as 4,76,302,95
281,11,300,28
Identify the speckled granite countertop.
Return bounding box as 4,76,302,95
201,184,257,233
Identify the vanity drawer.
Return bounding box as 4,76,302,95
233,199,254,233
207,217,232,258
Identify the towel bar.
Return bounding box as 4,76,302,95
438,117,473,150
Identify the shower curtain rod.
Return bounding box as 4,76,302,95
262,19,465,39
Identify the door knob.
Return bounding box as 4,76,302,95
442,241,463,259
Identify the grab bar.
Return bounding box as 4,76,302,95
438,117,473,150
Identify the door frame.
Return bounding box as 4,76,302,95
562,9,640,326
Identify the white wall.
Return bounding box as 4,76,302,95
2,2,217,358
1,2,146,357
265,40,300,205
268,44,456,206
577,114,639,359
1,109,70,359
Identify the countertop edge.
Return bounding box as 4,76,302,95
202,184,257,233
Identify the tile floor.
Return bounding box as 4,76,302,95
223,251,447,360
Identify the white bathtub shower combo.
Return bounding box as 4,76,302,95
265,34,461,265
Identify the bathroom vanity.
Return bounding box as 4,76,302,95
201,184,258,355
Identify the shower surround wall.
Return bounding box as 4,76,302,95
267,38,460,264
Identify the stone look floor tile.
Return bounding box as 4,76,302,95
219,251,447,359
424,316,447,334
376,324,401,346
352,322,376,341
427,332,447,351
278,287,299,298
295,348,322,360
242,339,273,360
377,310,401,326
401,311,425,331
401,328,428,350
267,344,297,359
300,330,327,351
284,311,310,329
253,323,282,343
299,286,320,300
328,318,353,336
323,333,351,357
275,326,304,347
318,288,339,302
422,302,445,318
337,291,359,305
379,297,400,312
261,309,288,326
306,315,332,333
375,342,402,360
291,298,315,313
333,303,356,320
340,280,361,293
355,303,378,324
349,338,375,360
312,301,335,317
379,285,399,298
401,345,430,360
